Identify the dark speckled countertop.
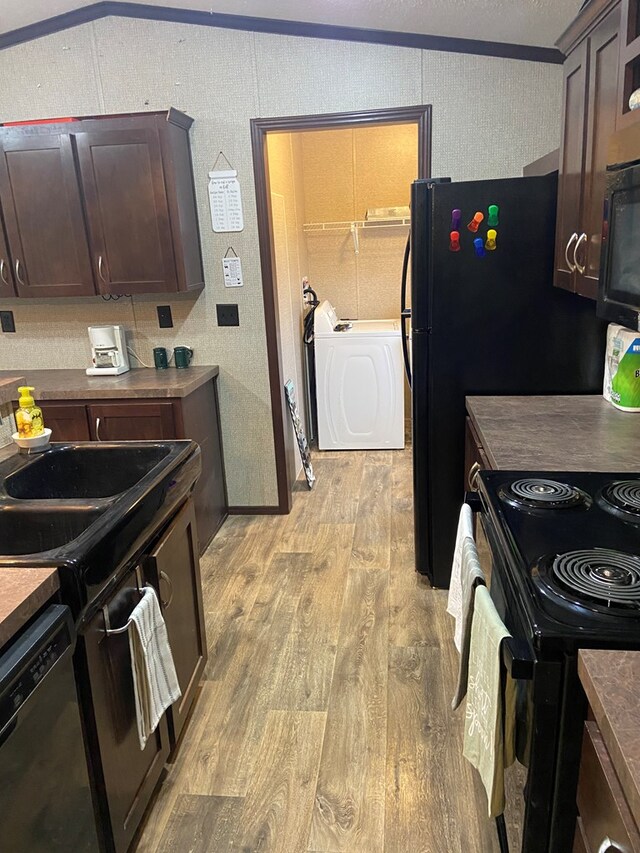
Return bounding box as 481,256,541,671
579,650,640,830
0,569,60,651
0,366,219,400
466,395,640,472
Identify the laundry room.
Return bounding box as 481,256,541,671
266,120,419,460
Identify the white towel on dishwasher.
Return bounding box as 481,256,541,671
128,585,181,750
447,503,474,651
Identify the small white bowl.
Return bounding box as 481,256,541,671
12,427,52,450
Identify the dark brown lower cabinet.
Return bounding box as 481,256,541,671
575,720,640,852
35,378,227,551
42,403,92,441
146,499,206,751
80,567,170,853
464,416,492,491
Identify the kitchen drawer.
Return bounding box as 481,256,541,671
577,721,640,853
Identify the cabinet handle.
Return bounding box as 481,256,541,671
564,232,578,273
98,255,108,283
159,570,174,608
573,232,587,275
0,259,8,287
95,417,101,441
468,461,481,490
598,838,623,853
14,259,26,286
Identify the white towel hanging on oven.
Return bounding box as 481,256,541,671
463,585,516,818
447,503,474,651
128,585,181,750
451,537,486,710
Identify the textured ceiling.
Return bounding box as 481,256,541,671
0,0,583,47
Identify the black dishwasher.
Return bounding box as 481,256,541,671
0,604,99,852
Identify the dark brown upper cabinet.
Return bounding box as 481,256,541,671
0,109,204,299
555,1,621,299
0,210,15,297
0,132,95,297
76,126,178,294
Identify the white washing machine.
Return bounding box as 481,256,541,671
314,300,405,450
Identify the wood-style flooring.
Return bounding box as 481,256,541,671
137,446,523,852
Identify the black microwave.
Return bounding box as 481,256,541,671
598,158,640,331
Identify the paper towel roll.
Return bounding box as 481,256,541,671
603,323,640,412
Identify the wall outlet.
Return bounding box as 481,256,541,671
0,311,15,333
157,305,173,328
216,304,239,327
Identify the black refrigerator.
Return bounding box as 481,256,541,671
402,174,607,588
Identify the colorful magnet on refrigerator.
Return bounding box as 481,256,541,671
487,204,499,227
485,229,497,251
473,237,486,257
468,211,484,233
449,230,461,252
451,209,462,231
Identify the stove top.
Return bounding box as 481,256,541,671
478,470,640,647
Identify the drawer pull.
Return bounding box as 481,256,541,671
0,259,9,287
598,838,623,853
574,232,587,275
565,232,578,272
159,570,174,609
15,258,26,286
468,461,481,490
95,417,101,441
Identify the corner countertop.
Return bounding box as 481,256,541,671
0,375,24,406
579,650,640,831
0,568,60,650
466,395,640,472
0,366,219,400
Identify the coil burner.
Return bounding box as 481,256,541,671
503,478,585,510
551,549,640,608
601,480,640,521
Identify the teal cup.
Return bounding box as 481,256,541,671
153,347,168,369
174,346,193,369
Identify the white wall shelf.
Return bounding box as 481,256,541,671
301,218,410,254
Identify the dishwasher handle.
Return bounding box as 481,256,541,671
0,605,75,734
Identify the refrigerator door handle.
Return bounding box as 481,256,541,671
400,232,412,387
564,232,578,273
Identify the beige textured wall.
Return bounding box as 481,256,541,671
301,124,416,320
267,132,308,474
0,16,563,499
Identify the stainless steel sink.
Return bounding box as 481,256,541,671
0,505,104,556
4,444,171,500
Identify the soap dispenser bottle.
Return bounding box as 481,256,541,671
15,386,44,438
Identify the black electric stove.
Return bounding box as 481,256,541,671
475,469,640,853
478,470,640,647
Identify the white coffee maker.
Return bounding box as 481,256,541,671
86,325,130,376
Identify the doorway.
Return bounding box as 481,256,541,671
251,105,432,512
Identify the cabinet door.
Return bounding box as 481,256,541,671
41,403,91,442
146,499,206,749
579,5,621,299
88,401,176,441
0,133,95,297
555,39,589,293
75,127,178,294
0,213,15,297
82,567,170,853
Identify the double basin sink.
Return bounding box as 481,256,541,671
0,442,200,614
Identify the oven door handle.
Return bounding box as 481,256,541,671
502,637,534,681
464,490,483,512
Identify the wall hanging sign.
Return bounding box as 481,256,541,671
222,247,243,287
209,151,244,233
284,380,315,490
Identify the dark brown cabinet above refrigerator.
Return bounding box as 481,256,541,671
555,0,621,300
0,109,204,299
